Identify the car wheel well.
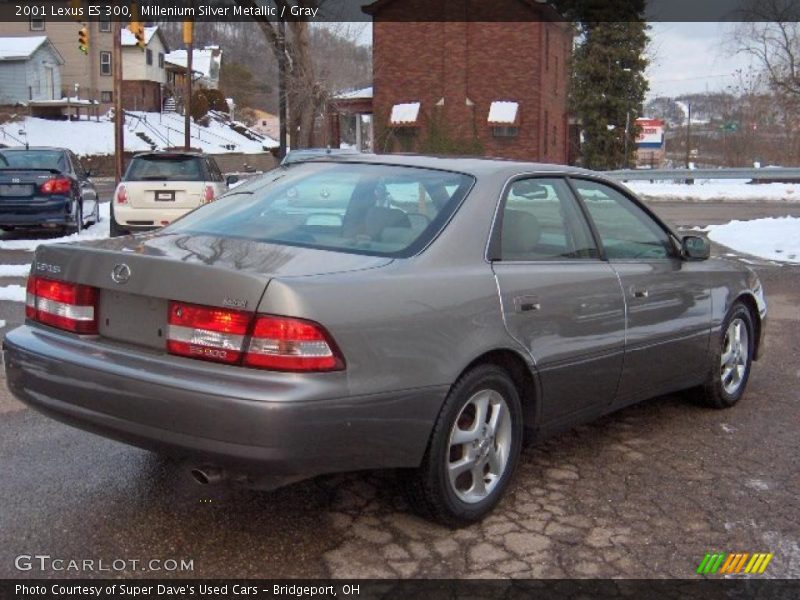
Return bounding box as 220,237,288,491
734,293,761,358
459,349,537,428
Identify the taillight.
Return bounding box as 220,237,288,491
203,185,215,203
244,315,344,372
25,276,98,334
115,184,128,204
165,301,344,372
167,301,251,365
40,177,72,195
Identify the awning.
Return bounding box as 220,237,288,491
488,101,519,125
390,102,421,126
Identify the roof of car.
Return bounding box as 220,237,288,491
131,151,208,158
0,146,67,152
297,153,600,179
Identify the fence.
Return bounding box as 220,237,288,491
604,168,800,182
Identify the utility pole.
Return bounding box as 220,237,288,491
113,19,123,184
278,19,287,159
183,21,194,150
685,101,692,169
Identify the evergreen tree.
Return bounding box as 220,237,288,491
559,1,650,169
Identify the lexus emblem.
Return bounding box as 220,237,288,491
111,263,131,284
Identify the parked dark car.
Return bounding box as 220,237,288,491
0,147,100,233
3,156,766,526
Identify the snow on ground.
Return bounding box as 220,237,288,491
0,285,26,303
0,111,276,156
705,217,800,263
0,203,110,252
626,180,800,202
0,264,31,277
0,320,6,328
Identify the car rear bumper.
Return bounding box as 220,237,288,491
0,202,73,227
3,325,443,481
114,205,196,228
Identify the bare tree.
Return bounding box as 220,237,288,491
735,0,800,99
237,0,324,148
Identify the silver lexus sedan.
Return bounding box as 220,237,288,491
3,155,766,526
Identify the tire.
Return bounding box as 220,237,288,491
404,364,523,527
67,203,83,235
700,302,755,409
109,206,127,238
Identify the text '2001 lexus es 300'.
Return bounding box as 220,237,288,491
3,155,766,526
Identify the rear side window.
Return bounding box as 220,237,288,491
498,178,598,261
164,162,474,257
125,155,207,182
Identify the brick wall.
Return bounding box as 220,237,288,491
372,0,571,164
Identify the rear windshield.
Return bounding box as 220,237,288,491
0,150,67,171
163,162,474,257
125,155,206,182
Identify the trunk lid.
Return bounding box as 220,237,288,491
0,169,64,207
31,232,393,349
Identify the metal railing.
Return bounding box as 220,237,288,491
604,167,800,182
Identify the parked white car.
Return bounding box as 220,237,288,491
111,152,236,236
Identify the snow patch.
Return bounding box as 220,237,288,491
744,479,770,491
0,320,6,328
720,424,737,434
0,264,31,278
705,217,800,264
0,285,26,303
627,181,800,202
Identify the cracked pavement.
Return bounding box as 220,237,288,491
0,203,798,580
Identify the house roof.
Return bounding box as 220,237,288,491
0,36,63,63
120,26,168,52
165,46,222,80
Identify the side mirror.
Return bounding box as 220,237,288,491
225,174,239,186
681,235,710,260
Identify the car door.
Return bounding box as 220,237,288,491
569,177,712,405
69,151,98,219
490,177,626,425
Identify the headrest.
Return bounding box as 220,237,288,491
501,209,542,256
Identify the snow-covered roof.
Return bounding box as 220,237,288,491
120,26,160,47
488,101,519,124
165,47,222,80
390,102,420,125
0,36,53,61
336,86,373,100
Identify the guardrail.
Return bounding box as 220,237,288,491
604,168,800,182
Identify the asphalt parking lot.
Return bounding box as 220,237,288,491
0,199,797,579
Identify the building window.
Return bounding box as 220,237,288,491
492,126,519,138
101,91,113,103
99,16,111,32
146,49,153,65
545,28,550,71
158,52,164,68
100,51,112,76
30,17,45,31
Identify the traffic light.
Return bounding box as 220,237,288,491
183,21,194,45
129,2,146,50
78,25,88,55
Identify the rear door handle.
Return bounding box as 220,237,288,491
514,296,541,313
631,287,649,299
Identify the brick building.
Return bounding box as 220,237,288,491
366,0,572,163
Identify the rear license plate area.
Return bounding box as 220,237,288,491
99,291,168,349
155,191,175,202
0,184,34,196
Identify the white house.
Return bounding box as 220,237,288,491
121,25,169,111
165,45,223,90
0,36,64,104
